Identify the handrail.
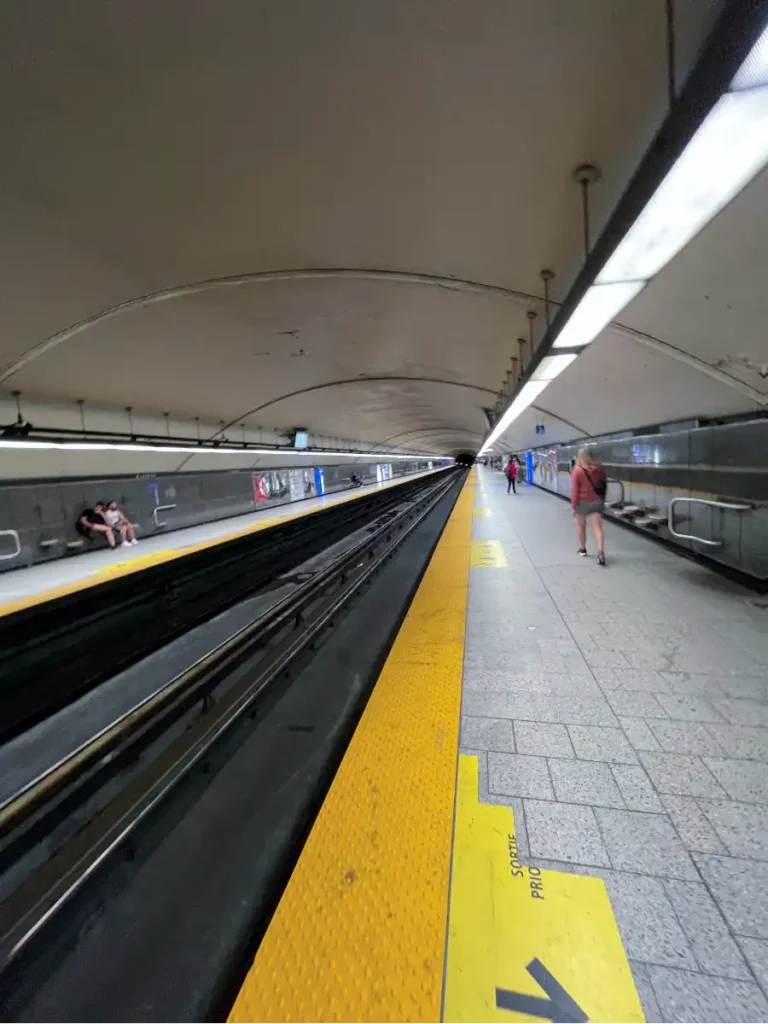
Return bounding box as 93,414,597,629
152,504,177,527
668,496,752,547
607,477,625,505
0,530,21,561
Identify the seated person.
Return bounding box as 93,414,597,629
105,500,138,546
76,502,117,548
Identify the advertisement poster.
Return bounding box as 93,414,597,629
284,469,316,501
252,470,290,504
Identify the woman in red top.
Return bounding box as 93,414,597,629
504,458,518,494
570,448,607,565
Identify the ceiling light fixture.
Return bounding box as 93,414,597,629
530,353,579,381
0,438,437,461
478,381,548,454
479,7,768,456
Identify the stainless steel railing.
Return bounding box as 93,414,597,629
152,504,178,528
0,529,21,561
668,496,752,547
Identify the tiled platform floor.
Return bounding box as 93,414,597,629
461,469,768,1023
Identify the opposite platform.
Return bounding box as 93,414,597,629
0,471,436,617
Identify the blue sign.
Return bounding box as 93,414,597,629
535,424,546,435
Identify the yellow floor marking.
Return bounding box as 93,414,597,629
470,539,508,567
228,475,475,1024
444,756,644,1023
473,507,491,517
0,472,436,618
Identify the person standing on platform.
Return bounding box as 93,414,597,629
504,457,518,494
570,448,607,565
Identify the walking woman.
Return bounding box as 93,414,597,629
570,448,607,565
504,457,518,494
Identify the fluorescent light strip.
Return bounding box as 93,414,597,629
479,379,549,454
731,23,768,90
552,281,645,349
597,85,768,285
531,353,578,381
538,23,768,364
0,439,434,460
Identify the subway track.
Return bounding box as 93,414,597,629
0,471,449,740
0,469,464,1022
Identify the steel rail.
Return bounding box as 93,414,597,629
0,471,460,969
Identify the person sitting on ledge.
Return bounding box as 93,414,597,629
76,502,117,548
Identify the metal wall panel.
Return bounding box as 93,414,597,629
530,419,767,583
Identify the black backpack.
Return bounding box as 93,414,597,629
584,467,607,499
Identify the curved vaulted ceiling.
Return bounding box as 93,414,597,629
2,0,760,467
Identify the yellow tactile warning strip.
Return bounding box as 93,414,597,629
228,473,475,1024
0,471,437,619
444,756,645,1022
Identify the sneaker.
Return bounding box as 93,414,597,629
130,538,139,546
597,551,606,566
578,548,587,557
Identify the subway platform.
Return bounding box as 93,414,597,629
230,467,768,1024
0,472,432,616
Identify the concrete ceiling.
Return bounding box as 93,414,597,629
2,0,759,462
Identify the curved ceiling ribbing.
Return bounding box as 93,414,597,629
0,0,754,465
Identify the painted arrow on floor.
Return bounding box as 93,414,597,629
496,958,588,1023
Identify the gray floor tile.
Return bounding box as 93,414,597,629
547,757,625,808
604,872,697,969
460,715,515,752
655,693,726,723
608,669,670,692
584,649,631,669
619,716,662,751
704,757,768,803
639,752,727,798
712,698,768,727
596,807,698,879
611,763,664,812
606,691,669,718
718,677,768,701
628,652,673,671
664,880,751,980
524,799,610,867
695,855,768,938
487,752,554,800
661,795,727,854
699,800,768,860
462,669,598,695
738,936,768,995
649,720,727,756
706,724,768,762
648,965,768,1023
514,720,574,758
629,960,663,1023
461,691,514,718
568,724,639,763
463,691,618,726
663,672,725,696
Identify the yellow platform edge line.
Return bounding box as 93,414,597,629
0,470,439,619
228,471,476,1024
